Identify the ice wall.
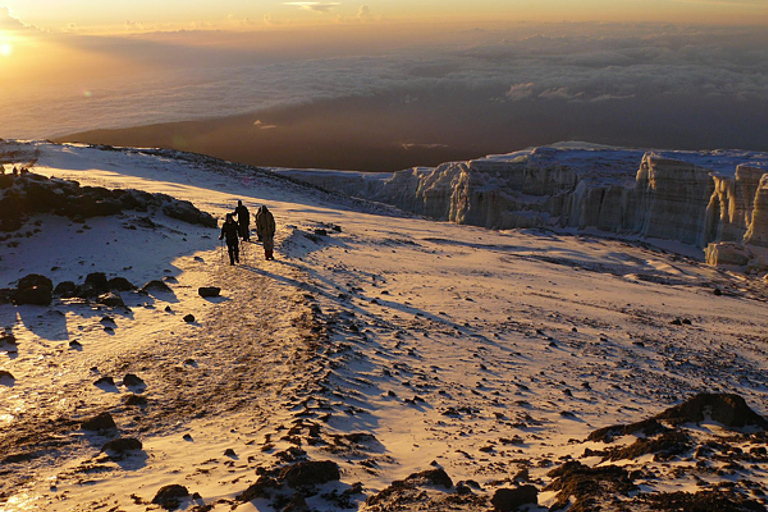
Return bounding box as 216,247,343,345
276,145,768,264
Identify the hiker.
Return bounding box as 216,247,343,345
255,205,276,260
219,213,240,265
234,200,250,241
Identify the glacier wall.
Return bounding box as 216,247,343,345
276,145,768,264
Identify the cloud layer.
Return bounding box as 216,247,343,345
3,23,768,152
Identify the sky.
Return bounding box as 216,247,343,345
1,1,768,159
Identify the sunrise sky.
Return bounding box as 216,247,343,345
2,1,768,163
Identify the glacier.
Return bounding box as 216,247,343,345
273,143,768,270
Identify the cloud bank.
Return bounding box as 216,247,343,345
2,23,768,152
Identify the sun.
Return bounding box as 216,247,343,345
0,43,11,57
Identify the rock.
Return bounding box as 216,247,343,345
141,280,173,294
162,199,217,228
102,437,142,454
122,373,146,388
183,314,195,323
279,460,341,488
404,468,453,489
108,276,136,291
82,412,117,431
0,370,15,384
545,462,636,512
53,281,77,298
151,484,189,510
84,272,109,294
94,376,116,387
14,273,53,306
198,286,221,298
655,392,768,429
491,485,538,511
0,332,16,346
14,285,53,306
98,291,124,308
224,448,237,457
314,228,328,236
124,394,148,406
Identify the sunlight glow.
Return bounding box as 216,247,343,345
0,43,11,57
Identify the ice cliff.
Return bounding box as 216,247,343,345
276,144,768,268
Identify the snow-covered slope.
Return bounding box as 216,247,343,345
1,141,767,511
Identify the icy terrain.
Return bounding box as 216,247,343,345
1,141,767,511
275,142,768,268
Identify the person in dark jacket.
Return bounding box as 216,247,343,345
234,200,250,241
219,213,240,265
255,205,276,260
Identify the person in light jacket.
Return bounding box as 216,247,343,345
255,205,276,260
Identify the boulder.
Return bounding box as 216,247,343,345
491,485,539,511
198,286,221,298
84,272,109,294
14,285,52,306
0,370,15,384
705,242,751,267
54,280,77,298
98,292,125,308
183,314,195,323
18,274,53,292
141,280,173,294
122,373,146,388
108,276,136,291
279,460,341,488
102,437,142,454
655,393,768,429
151,484,189,510
82,412,117,431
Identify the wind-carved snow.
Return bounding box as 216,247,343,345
1,141,767,511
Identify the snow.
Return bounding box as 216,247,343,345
1,141,767,511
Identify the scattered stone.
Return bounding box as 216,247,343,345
102,437,142,454
224,448,237,457
124,394,148,406
151,484,189,510
280,460,341,488
183,314,195,323
141,280,173,294
82,412,117,431
0,370,15,384
198,286,221,298
69,340,82,349
545,461,636,512
98,291,124,308
14,273,53,306
94,376,115,387
491,485,538,511
123,373,146,388
53,281,77,298
108,276,136,291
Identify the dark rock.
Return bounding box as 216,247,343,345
14,285,53,306
14,274,53,306
94,376,115,387
124,394,148,406
84,272,109,294
183,314,195,323
404,468,453,489
151,484,189,510
141,280,173,294
640,489,767,512
314,228,328,236
54,281,77,297
0,370,15,384
545,461,636,512
279,460,341,488
18,273,53,292
162,199,217,228
123,373,146,388
224,448,237,457
282,492,309,511
108,276,136,291
655,393,768,429
82,412,117,431
198,286,221,298
0,332,16,346
237,476,280,502
491,485,538,511
98,291,124,308
102,437,142,453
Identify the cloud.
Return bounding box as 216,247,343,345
505,83,536,101
283,2,340,13
0,6,35,31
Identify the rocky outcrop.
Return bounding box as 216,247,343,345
0,171,216,232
